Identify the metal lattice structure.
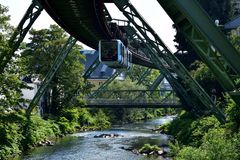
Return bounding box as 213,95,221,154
113,0,226,123
3,0,240,123
0,0,43,73
85,90,181,108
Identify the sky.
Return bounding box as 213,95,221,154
0,0,177,52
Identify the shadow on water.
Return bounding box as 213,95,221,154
20,116,175,160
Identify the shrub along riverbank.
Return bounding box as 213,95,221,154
159,96,240,160
0,107,174,159
0,108,111,160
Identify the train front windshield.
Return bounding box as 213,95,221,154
101,41,118,61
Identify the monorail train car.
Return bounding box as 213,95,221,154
99,39,132,69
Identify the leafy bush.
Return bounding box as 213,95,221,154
23,115,60,148
176,146,207,160
57,117,76,134
78,108,95,126
139,144,161,154
176,128,239,160
0,112,26,159
166,111,220,147
94,109,110,130
225,95,240,131
60,108,79,122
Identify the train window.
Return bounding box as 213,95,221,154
101,41,118,61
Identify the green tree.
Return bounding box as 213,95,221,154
0,4,27,110
20,25,86,116
127,65,160,87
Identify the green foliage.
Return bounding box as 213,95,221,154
20,25,87,116
78,108,95,126
24,115,61,148
0,112,25,159
166,111,220,147
190,61,223,97
60,108,79,122
57,117,76,134
225,95,240,131
139,144,161,154
230,28,240,52
93,109,110,130
176,128,239,160
176,146,207,160
168,141,181,157
127,65,160,87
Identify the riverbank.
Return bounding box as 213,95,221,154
21,116,175,160
159,111,240,159
0,105,175,160
0,108,110,160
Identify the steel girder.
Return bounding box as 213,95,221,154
26,36,77,116
149,74,165,92
0,0,43,73
121,20,204,114
157,0,240,105
83,56,100,79
113,0,226,123
86,89,181,108
89,70,122,98
137,68,152,85
160,0,240,75
123,24,203,114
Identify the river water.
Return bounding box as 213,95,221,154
23,116,175,160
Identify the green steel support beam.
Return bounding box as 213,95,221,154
172,0,240,75
89,70,122,98
114,0,226,123
149,74,164,92
123,25,201,113
133,74,165,102
61,56,101,106
83,56,100,79
26,36,77,116
157,0,240,105
0,0,43,73
137,68,152,85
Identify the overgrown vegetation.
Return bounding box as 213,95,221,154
163,1,240,159
164,30,240,159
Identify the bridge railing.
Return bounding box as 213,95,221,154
84,90,181,107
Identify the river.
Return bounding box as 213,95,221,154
22,115,175,160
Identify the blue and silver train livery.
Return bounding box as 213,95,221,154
99,39,132,69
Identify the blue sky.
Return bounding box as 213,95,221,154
0,0,176,51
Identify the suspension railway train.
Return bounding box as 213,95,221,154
99,39,132,69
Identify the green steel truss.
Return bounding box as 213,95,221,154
157,0,240,105
137,68,152,85
149,74,164,92
123,25,201,113
83,56,100,79
89,70,122,98
26,36,77,116
113,0,226,123
0,0,43,73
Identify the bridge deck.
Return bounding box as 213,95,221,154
85,99,182,108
